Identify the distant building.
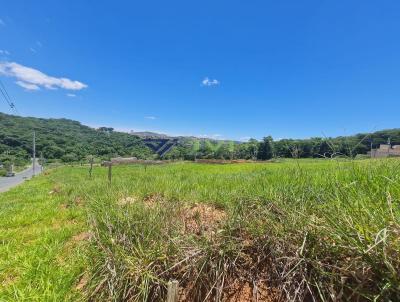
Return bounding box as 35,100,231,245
368,144,400,158
110,157,138,164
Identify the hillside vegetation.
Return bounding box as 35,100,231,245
1,112,400,167
1,159,399,301
0,112,154,165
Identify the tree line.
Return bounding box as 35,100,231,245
165,130,400,160
1,112,400,167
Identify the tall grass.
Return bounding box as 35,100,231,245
1,159,398,301
76,159,399,301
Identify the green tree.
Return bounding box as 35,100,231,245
257,136,273,160
248,139,259,160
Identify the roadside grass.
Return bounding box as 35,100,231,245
1,159,399,301
0,169,87,301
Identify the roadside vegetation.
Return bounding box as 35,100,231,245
0,169,87,301
1,158,399,301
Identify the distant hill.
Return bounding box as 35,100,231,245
0,113,239,163
0,112,154,163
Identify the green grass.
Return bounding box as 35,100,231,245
0,170,87,301
1,159,399,301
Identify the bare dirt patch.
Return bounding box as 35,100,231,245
48,185,61,195
117,196,136,206
59,196,85,209
117,193,165,207
181,204,226,237
71,232,91,242
143,193,163,207
177,279,278,302
1,273,17,288
74,196,84,206
223,281,278,302
76,272,89,291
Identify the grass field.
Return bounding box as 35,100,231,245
1,159,399,301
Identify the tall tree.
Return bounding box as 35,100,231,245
257,136,273,160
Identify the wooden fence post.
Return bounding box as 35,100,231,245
167,280,179,302
89,157,94,178
108,163,112,184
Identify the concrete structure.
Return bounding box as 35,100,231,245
368,144,400,158
111,157,138,164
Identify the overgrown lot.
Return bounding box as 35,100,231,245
1,159,399,301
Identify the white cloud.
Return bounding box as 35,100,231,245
0,50,10,55
0,19,5,26
67,93,76,97
201,77,220,87
30,47,37,53
16,81,40,91
0,61,88,91
144,116,157,120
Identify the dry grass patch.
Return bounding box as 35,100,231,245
76,272,89,291
48,185,62,195
0,272,17,288
181,203,226,237
143,193,164,207
71,232,91,242
117,196,137,206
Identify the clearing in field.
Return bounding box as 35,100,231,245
0,159,399,301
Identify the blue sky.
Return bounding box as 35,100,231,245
0,1,400,140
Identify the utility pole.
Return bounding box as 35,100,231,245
88,155,94,178
370,140,373,158
40,151,44,171
32,131,36,177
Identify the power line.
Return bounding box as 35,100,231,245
0,82,12,108
0,80,19,115
0,79,19,115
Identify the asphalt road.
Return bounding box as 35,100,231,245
0,161,42,193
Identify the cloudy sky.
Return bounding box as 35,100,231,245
1,1,400,140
